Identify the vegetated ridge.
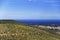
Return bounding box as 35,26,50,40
0,20,60,40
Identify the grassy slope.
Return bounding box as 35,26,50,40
0,20,60,40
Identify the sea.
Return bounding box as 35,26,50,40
16,20,60,25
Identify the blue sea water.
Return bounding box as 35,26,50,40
16,20,60,25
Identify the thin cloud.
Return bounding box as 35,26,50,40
41,0,60,7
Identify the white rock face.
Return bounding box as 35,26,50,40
38,25,60,30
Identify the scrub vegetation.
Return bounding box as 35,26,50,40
0,20,60,40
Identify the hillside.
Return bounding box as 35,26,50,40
0,20,60,40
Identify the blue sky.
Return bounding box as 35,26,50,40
0,0,60,19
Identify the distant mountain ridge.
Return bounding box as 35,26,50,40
0,20,21,24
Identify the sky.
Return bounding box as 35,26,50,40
0,0,60,20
